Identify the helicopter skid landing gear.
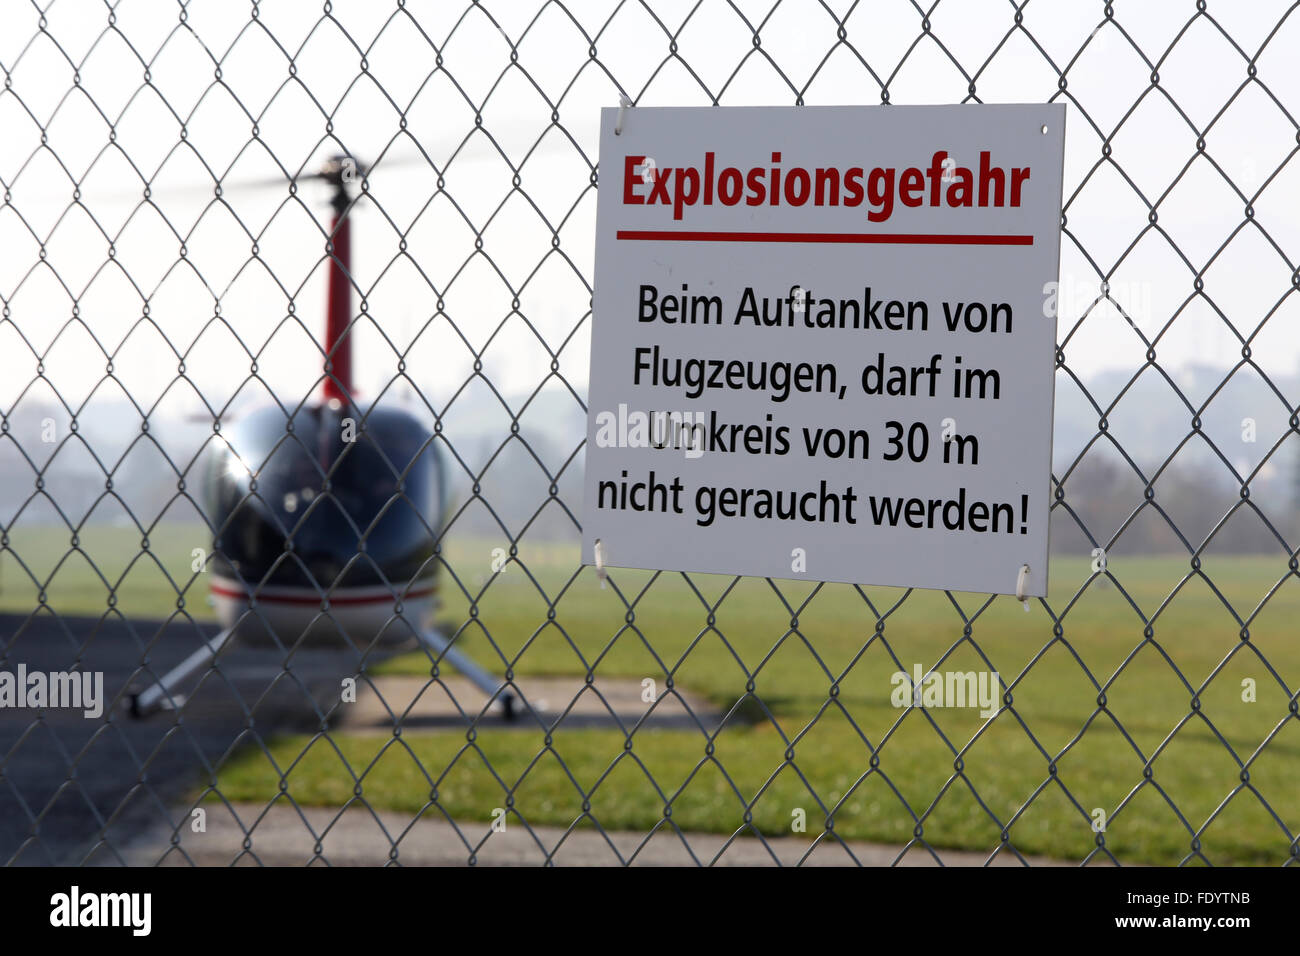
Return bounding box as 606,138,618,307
418,629,518,721
126,627,234,719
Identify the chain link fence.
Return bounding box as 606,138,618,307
1,0,1298,866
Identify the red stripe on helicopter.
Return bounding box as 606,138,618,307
210,581,437,606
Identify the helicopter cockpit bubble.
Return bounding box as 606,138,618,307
204,401,447,647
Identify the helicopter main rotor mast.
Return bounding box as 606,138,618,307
321,155,355,405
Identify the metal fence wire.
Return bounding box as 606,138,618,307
1,0,1299,866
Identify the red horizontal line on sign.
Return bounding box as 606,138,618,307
616,230,1034,246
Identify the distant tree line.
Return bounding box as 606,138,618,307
1049,451,1297,556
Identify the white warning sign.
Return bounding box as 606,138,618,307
582,104,1066,596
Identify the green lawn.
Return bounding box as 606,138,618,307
4,524,1297,863
223,538,1300,865
0,521,216,622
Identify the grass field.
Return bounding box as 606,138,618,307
0,521,217,622
4,524,1298,863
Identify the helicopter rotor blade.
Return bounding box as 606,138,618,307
143,174,305,200
10,169,326,204
90,154,436,202
359,151,438,172
12,146,472,205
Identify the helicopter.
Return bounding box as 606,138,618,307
128,154,516,720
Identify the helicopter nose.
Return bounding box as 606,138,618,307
300,552,344,588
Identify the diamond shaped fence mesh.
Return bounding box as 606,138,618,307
1,0,1299,866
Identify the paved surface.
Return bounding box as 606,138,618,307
0,613,365,865
4,615,1068,867
123,800,1063,866
119,675,1063,866
337,674,724,733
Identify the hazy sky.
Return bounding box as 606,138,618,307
1,0,1297,428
